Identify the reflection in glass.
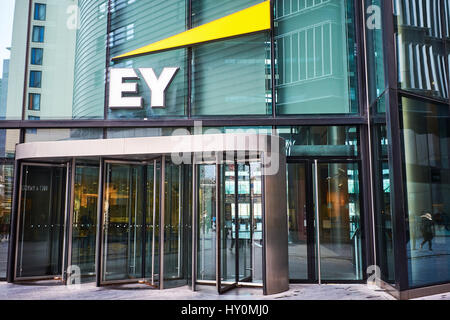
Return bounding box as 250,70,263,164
286,163,308,280
400,97,450,287
102,163,144,282
395,0,448,99
277,126,358,157
316,162,362,280
71,164,99,282
16,165,67,278
0,164,13,278
197,165,216,281
274,0,359,114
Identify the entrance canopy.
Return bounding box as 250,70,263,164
16,133,280,161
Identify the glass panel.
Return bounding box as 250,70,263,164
34,3,47,21
163,162,189,288
108,0,187,119
16,165,67,278
31,48,43,65
146,162,160,284
237,164,252,281
274,0,359,114
395,0,448,100
197,164,216,281
372,125,395,283
71,163,99,282
0,130,20,158
191,33,271,116
365,0,386,103
277,126,358,157
25,128,103,143
72,0,108,119
400,96,450,287
0,164,14,278
286,163,308,280
219,163,236,287
316,162,362,280
102,163,144,282
249,162,263,283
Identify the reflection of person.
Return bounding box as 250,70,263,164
419,213,434,251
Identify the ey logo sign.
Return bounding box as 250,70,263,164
109,0,271,109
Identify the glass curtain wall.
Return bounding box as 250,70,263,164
0,164,14,278
274,0,359,115
400,97,450,287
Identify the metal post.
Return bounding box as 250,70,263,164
215,154,221,292
314,160,321,285
95,158,104,287
151,160,157,285
191,156,197,291
159,156,166,290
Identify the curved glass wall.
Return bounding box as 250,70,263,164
400,96,450,287
108,0,187,119
72,0,108,119
274,0,359,115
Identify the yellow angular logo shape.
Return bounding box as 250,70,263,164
113,1,271,61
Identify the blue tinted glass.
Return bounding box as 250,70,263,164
34,3,46,21
29,71,42,88
29,93,41,111
32,26,44,42
31,48,43,65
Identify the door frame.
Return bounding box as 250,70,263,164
98,158,160,286
286,158,366,284
14,161,70,282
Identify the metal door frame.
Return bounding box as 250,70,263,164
14,161,70,282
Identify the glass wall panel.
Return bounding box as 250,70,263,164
107,128,189,139
197,164,216,281
372,124,395,283
191,34,271,116
277,126,359,157
286,163,308,280
16,165,67,278
108,0,187,119
274,0,359,114
0,129,20,158
395,0,448,100
0,164,13,278
25,128,103,143
316,162,363,280
365,0,386,104
72,0,108,119
400,96,450,287
102,163,144,282
71,163,99,282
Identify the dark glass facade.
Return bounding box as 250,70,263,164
0,0,448,298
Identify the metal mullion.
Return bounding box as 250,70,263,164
313,160,321,285
95,158,104,287
234,160,239,283
191,157,197,291
215,158,221,292
142,164,147,280
159,156,166,290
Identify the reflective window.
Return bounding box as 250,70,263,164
400,96,450,287
29,71,42,88
32,26,45,42
395,0,448,100
274,0,359,115
30,48,43,65
0,130,20,158
277,126,359,157
34,3,46,21
24,128,103,143
28,93,41,111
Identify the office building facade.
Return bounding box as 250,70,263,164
0,0,448,298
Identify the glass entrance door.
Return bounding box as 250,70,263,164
15,163,68,280
286,160,363,282
195,159,263,293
